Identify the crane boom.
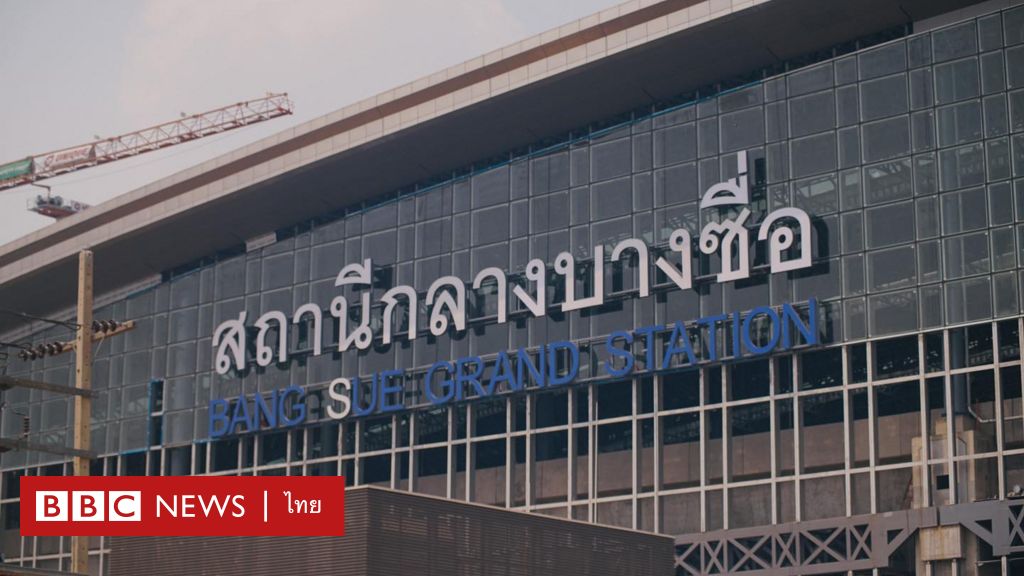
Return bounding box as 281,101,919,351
0,93,293,195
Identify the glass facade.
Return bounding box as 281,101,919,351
5,6,1024,573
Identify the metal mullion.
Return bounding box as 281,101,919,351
589,383,597,521
721,365,729,530
994,321,1005,501
505,397,512,508
465,428,475,503
699,367,707,532
590,414,635,425
390,414,398,489
567,387,577,513
918,332,931,508
353,419,362,486
655,405,703,418
862,373,923,387
251,433,260,474
949,452,1000,464
866,340,877,515
793,383,848,398
842,345,852,516
1019,316,1024,495
631,378,639,530
769,356,778,525
722,394,786,408
944,329,956,504
793,353,802,521
947,363,1003,377
653,374,663,532
406,413,420,495
471,431,512,442
659,485,702,498
525,394,533,510
726,475,802,489
458,401,468,500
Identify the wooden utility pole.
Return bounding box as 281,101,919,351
71,250,93,574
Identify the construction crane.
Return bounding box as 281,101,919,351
0,92,293,219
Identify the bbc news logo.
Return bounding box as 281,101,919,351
21,476,344,537
36,491,141,522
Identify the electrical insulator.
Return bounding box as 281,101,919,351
21,416,29,438
92,319,121,334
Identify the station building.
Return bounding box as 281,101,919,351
0,0,1022,573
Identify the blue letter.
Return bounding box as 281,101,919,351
278,385,307,426
605,330,635,378
229,395,252,434
456,356,489,400
254,390,278,428
209,399,230,438
515,346,546,390
490,350,515,393
425,361,455,404
662,321,697,369
547,341,579,386
633,325,659,371
379,370,405,412
697,314,727,361
782,298,818,347
742,306,781,355
731,311,742,357
352,375,378,416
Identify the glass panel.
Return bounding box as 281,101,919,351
874,335,919,379
1002,366,1024,450
875,380,921,465
800,394,844,473
597,421,632,496
862,117,910,163
851,388,870,467
866,201,914,248
662,412,700,489
728,484,772,529
729,359,769,400
952,370,997,455
801,476,845,519
729,402,771,481
861,74,909,120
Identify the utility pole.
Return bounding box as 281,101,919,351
71,250,93,575
0,250,132,574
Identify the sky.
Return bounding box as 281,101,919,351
0,0,621,244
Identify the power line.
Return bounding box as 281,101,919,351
0,308,79,329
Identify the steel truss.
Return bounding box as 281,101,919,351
674,499,1024,575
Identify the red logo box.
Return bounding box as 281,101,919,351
20,476,345,536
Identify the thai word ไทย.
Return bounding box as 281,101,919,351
211,150,813,375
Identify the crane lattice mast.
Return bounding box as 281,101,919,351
0,92,293,218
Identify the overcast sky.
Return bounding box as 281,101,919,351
0,0,620,245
